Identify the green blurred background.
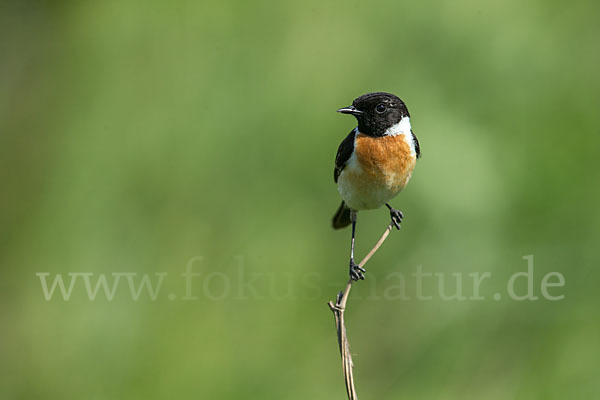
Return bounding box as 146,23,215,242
1,0,599,399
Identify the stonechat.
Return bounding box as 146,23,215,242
332,92,421,280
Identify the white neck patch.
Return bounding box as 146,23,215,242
384,117,411,137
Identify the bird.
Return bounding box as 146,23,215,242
332,92,421,281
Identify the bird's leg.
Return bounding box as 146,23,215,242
348,210,365,281
386,203,404,230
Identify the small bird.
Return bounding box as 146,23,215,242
332,92,421,281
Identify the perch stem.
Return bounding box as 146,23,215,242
328,222,394,400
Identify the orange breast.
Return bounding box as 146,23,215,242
354,133,415,191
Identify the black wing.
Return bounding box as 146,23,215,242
334,129,356,183
411,130,421,159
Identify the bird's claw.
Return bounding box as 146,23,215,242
389,208,404,230
349,260,366,281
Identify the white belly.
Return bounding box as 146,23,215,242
337,153,412,210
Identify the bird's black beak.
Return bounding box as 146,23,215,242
337,106,363,116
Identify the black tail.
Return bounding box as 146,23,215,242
332,201,352,229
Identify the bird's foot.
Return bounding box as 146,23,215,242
349,260,366,281
389,208,404,230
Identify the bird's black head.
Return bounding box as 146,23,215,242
337,92,410,137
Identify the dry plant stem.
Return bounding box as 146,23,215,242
328,223,394,400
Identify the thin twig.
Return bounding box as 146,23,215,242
328,222,394,400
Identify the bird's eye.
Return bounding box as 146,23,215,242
375,103,386,113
